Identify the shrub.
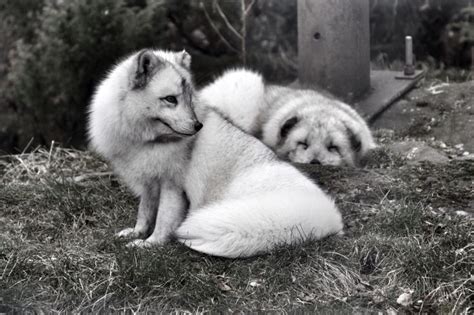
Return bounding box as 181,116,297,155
7,0,174,148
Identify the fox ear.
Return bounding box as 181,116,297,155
280,116,299,140
345,126,362,153
133,49,161,89
178,50,191,69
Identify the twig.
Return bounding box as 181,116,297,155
245,0,256,15
73,171,114,183
214,0,242,40
21,137,34,155
47,140,55,169
240,0,256,65
200,1,239,53
241,0,247,65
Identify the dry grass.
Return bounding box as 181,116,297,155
1,144,473,313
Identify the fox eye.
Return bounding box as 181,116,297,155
162,95,178,105
327,143,340,153
297,141,308,150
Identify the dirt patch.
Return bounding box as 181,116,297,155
373,80,474,155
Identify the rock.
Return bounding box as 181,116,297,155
389,141,450,164
217,281,232,292
396,290,414,307
458,153,474,161
249,279,263,287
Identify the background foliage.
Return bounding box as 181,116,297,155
0,0,472,152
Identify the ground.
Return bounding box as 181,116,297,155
0,80,472,313
373,80,474,161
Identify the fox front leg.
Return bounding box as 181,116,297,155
116,182,160,239
129,181,187,248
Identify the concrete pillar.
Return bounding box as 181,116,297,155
298,0,370,102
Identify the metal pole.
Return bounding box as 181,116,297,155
404,36,415,75
297,0,370,102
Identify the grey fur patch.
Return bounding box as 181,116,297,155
179,50,191,69
182,78,194,106
148,135,186,144
133,49,162,90
136,182,161,237
345,126,362,153
279,116,299,143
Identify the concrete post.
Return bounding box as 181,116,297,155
298,0,370,102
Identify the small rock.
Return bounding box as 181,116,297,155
397,290,414,307
389,141,449,164
458,154,474,161
249,279,263,287
217,281,232,292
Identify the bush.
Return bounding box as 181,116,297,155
6,0,175,148
4,0,299,150
370,0,472,65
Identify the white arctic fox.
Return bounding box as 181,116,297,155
199,69,376,166
88,49,343,258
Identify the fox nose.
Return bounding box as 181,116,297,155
310,159,321,165
194,122,203,132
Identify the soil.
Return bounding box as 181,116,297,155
372,80,474,158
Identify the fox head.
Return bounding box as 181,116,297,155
275,110,374,166
122,49,202,143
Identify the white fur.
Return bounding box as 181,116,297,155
261,86,376,165
177,112,343,258
199,69,376,166
197,68,266,134
89,51,343,258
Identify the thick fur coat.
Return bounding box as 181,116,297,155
88,50,344,258
199,69,376,166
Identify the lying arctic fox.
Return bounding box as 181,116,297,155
88,49,343,258
199,69,376,166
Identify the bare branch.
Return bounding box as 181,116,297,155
240,0,247,65
214,0,243,40
200,1,239,53
244,0,257,15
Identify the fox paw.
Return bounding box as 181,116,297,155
116,227,140,239
126,239,156,249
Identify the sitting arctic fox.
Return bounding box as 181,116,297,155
88,49,343,258
199,69,376,166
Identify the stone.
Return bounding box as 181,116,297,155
389,141,450,164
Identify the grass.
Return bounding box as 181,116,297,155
0,144,472,313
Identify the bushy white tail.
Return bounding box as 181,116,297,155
175,191,343,258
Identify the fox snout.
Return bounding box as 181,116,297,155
172,119,202,136
194,121,203,132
